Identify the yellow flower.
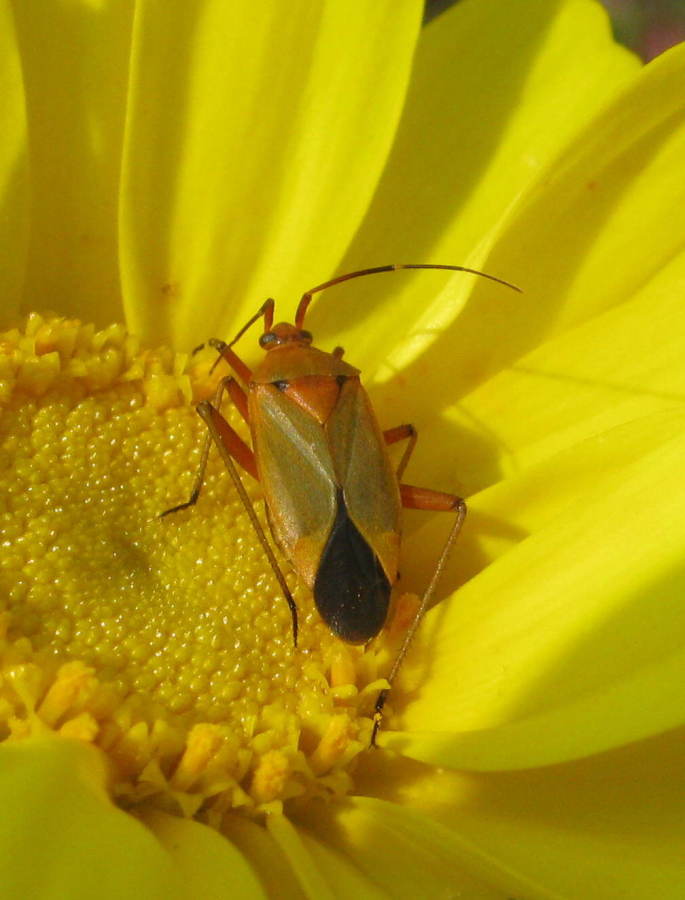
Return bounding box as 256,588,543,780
2,0,685,896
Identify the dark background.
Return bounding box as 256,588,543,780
424,0,685,59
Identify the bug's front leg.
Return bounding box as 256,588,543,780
160,376,254,517
162,379,299,646
371,484,466,746
195,399,299,647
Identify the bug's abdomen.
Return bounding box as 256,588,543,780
314,489,391,644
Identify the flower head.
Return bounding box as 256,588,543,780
2,0,685,896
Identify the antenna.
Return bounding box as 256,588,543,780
294,263,521,328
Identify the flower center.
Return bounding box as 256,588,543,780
0,315,395,819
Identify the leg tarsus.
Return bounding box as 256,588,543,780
208,338,228,374
160,376,253,517
383,423,417,480
159,488,201,518
370,688,389,747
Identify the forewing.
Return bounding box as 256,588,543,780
326,379,402,583
250,384,337,587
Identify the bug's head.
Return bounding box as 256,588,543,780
259,322,313,351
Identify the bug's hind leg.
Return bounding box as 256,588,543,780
160,376,253,517
371,486,466,746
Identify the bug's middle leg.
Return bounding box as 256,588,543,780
384,423,417,480
160,376,254,517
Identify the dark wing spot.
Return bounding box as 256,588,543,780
314,490,390,644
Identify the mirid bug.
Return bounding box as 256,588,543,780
162,264,520,742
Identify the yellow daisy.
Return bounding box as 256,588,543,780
2,0,684,896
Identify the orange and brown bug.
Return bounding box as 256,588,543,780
162,264,520,741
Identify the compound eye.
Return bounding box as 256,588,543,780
299,329,313,343
259,332,278,348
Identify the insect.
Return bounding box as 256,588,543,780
162,264,520,742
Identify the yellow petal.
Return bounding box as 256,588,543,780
386,415,685,767
384,39,685,418
389,728,685,900
437,248,685,494
315,0,638,378
298,832,389,900
457,410,685,585
337,42,685,475
0,738,181,899
222,814,306,900
119,2,422,349
485,41,685,338
405,248,685,557
0,0,28,315
10,0,134,325
266,814,335,900
293,794,543,899
141,810,266,899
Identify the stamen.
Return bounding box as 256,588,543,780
0,315,396,818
